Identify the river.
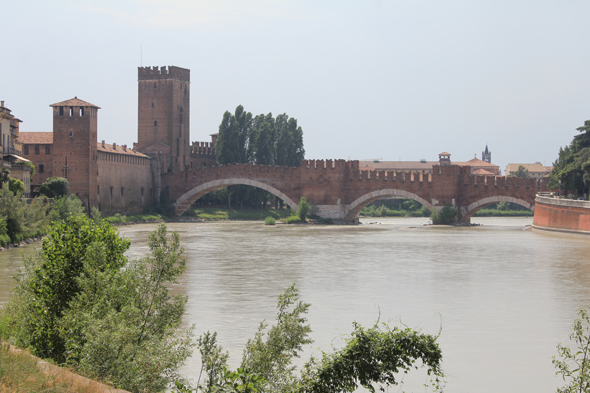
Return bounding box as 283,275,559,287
1,217,589,392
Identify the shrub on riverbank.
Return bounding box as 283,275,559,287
360,204,430,218
103,213,164,224
284,215,301,224
182,207,291,221
1,216,194,392
264,216,276,225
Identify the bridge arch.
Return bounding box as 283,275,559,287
344,189,433,222
460,196,534,223
174,178,298,216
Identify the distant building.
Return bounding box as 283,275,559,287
505,163,552,179
359,148,500,176
0,101,31,196
482,144,492,163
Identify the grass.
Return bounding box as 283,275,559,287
182,207,292,221
0,343,125,393
103,213,164,224
473,209,533,217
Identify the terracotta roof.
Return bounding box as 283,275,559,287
19,132,53,144
359,160,437,171
50,97,100,109
505,163,552,174
97,143,148,157
439,152,451,156
473,168,496,175
455,157,499,167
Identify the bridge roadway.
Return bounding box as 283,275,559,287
163,160,548,223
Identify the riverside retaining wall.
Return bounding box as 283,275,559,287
533,195,590,236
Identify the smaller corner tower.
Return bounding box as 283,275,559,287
136,65,190,174
50,97,100,212
482,145,491,163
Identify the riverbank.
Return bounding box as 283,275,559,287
0,343,129,392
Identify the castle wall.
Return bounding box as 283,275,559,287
96,150,153,215
20,141,53,187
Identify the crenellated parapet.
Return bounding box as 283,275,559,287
190,141,216,157
163,158,548,223
138,66,190,81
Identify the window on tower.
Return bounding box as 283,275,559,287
154,83,157,88
154,121,158,127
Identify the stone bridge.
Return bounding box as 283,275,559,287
163,160,548,223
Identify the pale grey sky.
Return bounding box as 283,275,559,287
4,0,590,171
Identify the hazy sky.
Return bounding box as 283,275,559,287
4,0,590,172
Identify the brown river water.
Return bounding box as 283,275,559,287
1,217,589,392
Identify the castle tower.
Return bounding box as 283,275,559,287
482,145,491,163
136,66,190,174
50,97,100,212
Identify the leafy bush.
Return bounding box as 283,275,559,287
430,203,457,225
8,178,25,195
554,306,590,393
264,216,276,225
190,284,444,393
297,197,310,222
39,177,69,198
3,217,194,392
285,216,301,224
0,183,49,243
48,195,85,222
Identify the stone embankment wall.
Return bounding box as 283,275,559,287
533,195,590,235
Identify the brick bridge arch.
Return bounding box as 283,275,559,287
174,178,299,216
459,196,533,222
163,160,548,223
344,189,433,222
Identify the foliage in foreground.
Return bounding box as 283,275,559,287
0,183,50,244
179,284,444,393
554,306,590,393
549,119,590,195
1,216,194,392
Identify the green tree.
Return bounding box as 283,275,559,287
549,120,590,194
4,219,194,392
430,203,457,225
512,165,531,178
48,194,85,222
554,306,590,393
0,168,9,185
22,161,36,182
298,197,310,222
191,285,444,393
0,183,49,243
8,178,25,195
39,177,69,198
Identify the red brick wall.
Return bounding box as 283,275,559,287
96,151,153,215
52,105,98,211
137,66,190,174
533,198,590,232
21,142,53,187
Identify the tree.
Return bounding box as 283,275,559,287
4,218,194,392
430,203,457,225
8,178,25,195
554,306,590,393
189,285,444,393
298,197,310,222
549,120,590,194
48,194,85,222
39,177,69,198
512,165,531,178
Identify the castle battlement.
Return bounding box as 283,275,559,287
138,66,190,82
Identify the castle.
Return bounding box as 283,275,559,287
19,66,217,214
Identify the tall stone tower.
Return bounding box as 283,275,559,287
50,97,100,212
482,145,491,163
136,66,190,174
